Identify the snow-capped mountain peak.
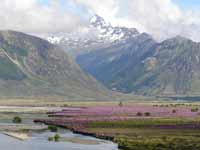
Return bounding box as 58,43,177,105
46,14,140,56
89,14,139,42
90,15,111,29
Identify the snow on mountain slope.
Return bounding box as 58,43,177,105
46,15,140,56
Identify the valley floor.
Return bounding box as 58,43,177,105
30,101,200,150
2,98,200,149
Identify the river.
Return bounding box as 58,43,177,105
0,107,118,150
0,130,118,150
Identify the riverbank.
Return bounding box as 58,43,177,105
36,118,200,150
0,130,118,150
34,103,200,150
3,131,29,140
0,123,48,131
62,137,102,145
0,104,118,150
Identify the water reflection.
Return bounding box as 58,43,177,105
0,130,118,150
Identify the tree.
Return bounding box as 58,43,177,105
54,133,60,142
13,116,22,124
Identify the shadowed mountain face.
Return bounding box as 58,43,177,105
76,33,157,94
141,37,200,96
45,15,200,97
0,30,112,99
77,35,200,96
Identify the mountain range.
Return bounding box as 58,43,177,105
0,30,115,100
47,15,200,97
47,15,139,57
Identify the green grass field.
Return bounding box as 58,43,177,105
86,118,200,150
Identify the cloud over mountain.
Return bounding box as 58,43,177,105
1,0,200,42
73,0,200,42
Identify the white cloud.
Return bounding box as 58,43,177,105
73,0,121,25
73,0,200,42
126,0,200,41
73,0,118,16
0,0,86,34
1,0,200,42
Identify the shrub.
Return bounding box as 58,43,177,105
62,104,69,107
136,112,143,116
54,133,60,142
48,125,58,132
116,136,200,150
144,112,151,116
172,109,177,113
13,116,22,124
191,108,199,112
48,137,54,141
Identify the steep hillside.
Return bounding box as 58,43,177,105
0,30,112,100
77,35,200,96
46,14,200,97
77,33,157,93
134,36,200,96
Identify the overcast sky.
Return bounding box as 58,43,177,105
1,0,200,42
